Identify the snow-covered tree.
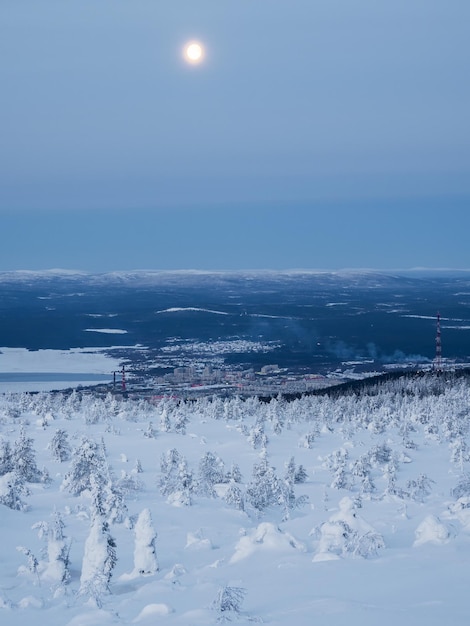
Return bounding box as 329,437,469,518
300,430,317,449
48,429,71,462
368,443,393,467
12,427,42,483
284,456,307,484
0,438,13,475
226,462,242,484
173,407,189,435
159,448,194,505
89,473,127,525
62,437,106,496
246,459,282,514
196,451,226,498
248,415,268,450
159,448,182,496
79,515,117,606
17,546,40,584
224,481,245,511
33,511,71,589
132,508,158,576
159,408,171,433
323,448,350,490
450,437,470,472
171,459,194,506
144,421,157,439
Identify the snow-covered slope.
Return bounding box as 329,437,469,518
1,373,470,624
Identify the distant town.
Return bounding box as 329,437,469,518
92,358,435,400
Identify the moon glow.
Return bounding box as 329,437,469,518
184,41,205,64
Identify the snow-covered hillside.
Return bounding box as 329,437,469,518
1,374,470,625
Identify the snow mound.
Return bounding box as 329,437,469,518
185,529,213,550
66,610,117,625
230,522,305,563
414,515,451,547
18,596,44,609
446,497,470,532
133,603,173,622
164,563,187,580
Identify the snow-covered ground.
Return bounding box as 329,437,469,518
1,374,470,625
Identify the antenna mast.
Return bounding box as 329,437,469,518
434,311,442,372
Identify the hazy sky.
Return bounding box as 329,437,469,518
1,0,469,271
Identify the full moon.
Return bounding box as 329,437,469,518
184,41,205,64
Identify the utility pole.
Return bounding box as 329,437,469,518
434,311,442,373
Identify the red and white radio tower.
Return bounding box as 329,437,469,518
434,311,442,372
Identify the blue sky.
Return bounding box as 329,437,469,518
1,0,469,271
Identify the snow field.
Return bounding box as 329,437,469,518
1,376,470,624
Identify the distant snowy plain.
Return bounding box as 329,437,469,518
1,373,470,625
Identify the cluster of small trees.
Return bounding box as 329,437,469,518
158,446,308,519
5,424,157,607
0,427,48,511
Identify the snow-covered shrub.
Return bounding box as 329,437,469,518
144,421,157,439
351,454,372,480
211,585,246,622
17,546,40,583
116,470,143,496
413,515,451,547
406,474,435,502
231,522,306,563
314,497,384,561
368,443,393,467
300,431,316,449
284,457,300,483
0,471,29,511
451,474,470,499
